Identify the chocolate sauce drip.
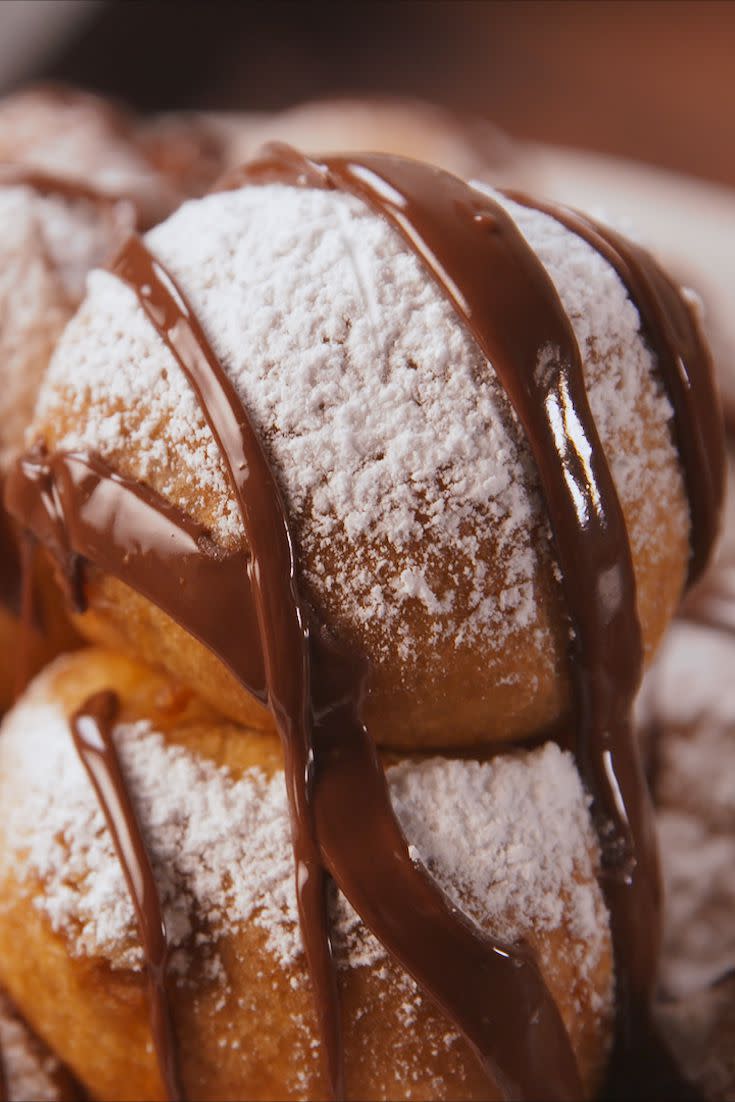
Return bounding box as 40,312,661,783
6,450,265,696
70,690,182,1102
502,190,724,588
0,162,168,229
226,144,662,1064
107,234,346,1100
7,150,724,1099
6,445,581,1101
6,218,583,1096
0,164,129,211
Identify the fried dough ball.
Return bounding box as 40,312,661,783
0,649,613,1101
0,85,177,223
0,172,126,709
32,176,689,747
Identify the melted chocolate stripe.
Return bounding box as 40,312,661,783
109,237,344,1102
111,234,583,1100
71,691,182,1101
8,147,717,1098
6,445,582,1101
0,163,169,230
228,145,658,1068
0,164,127,210
503,190,724,588
6,450,265,697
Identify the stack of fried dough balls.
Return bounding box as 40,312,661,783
0,145,697,1101
0,84,190,713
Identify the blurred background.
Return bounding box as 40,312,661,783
0,0,733,188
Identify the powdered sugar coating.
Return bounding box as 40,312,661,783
0,991,65,1102
0,185,131,467
0,88,169,213
639,621,735,996
37,182,685,669
0,663,610,998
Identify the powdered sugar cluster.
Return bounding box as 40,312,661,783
0,664,609,992
639,621,735,996
37,181,684,668
0,88,169,213
0,991,64,1102
0,185,131,466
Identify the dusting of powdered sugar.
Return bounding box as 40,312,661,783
0,991,65,1102
0,185,131,466
37,182,685,667
0,664,608,993
639,621,735,997
0,88,168,212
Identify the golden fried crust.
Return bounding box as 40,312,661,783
0,649,613,1100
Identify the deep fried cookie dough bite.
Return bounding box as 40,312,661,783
0,649,613,1101
30,177,690,747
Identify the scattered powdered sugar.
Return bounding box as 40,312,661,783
0,185,131,466
0,88,168,213
656,972,735,1102
638,621,735,996
38,180,685,670
0,990,65,1102
0,669,608,991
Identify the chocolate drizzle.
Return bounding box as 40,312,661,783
225,145,659,1067
4,148,725,1100
0,164,130,212
502,190,725,588
110,235,345,1101
70,690,182,1101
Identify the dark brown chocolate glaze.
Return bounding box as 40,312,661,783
6,449,265,696
108,233,581,1101
502,189,724,588
6,148,724,1099
6,222,583,1097
109,235,346,1102
70,690,182,1102
6,446,582,1101
224,144,664,1072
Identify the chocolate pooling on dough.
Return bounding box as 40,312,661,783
5,149,723,1100
71,690,183,1102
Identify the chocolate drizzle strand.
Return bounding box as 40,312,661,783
226,144,661,1068
5,147,725,1100
70,690,183,1101
109,234,345,1102
502,189,724,588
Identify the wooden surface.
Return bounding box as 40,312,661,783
34,0,735,189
